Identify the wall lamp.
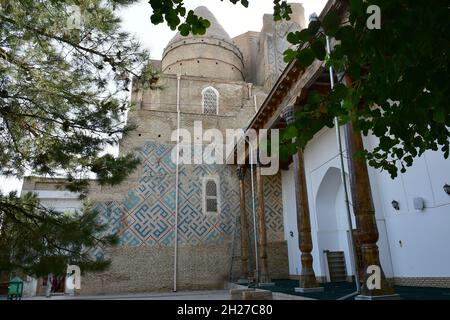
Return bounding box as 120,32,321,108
444,184,450,196
391,200,400,211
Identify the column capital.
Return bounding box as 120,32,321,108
236,166,246,180
281,105,295,124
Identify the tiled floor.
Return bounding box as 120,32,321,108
256,280,450,300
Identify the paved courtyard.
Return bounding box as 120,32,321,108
23,290,230,300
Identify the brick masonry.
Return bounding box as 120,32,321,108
83,141,288,294
393,277,450,288
79,6,300,294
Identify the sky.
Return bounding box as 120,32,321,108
118,0,328,59
0,0,328,195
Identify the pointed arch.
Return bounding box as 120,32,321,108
202,86,219,115
203,175,220,215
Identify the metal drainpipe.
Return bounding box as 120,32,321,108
173,74,181,292
325,35,361,299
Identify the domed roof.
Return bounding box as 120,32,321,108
161,6,244,81
166,6,232,47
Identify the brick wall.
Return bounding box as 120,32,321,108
393,277,450,288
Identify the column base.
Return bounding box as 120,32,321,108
295,286,324,293
259,273,272,285
355,294,401,300
299,274,320,289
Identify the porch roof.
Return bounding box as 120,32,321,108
229,0,343,166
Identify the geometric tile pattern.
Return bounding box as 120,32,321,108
263,174,284,242
94,141,252,247
244,170,285,243
243,170,285,272
267,21,301,86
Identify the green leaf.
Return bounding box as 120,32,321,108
150,12,164,24
192,23,206,35
297,48,315,68
178,23,190,36
311,40,326,61
433,108,445,123
349,0,364,16
287,31,299,44
178,7,186,17
308,20,321,36
166,10,181,30
307,90,323,104
186,11,197,25
347,63,361,80
281,125,298,142
343,96,353,111
283,48,298,63
286,143,297,156
201,19,211,28
298,29,311,42
404,155,414,167
322,10,340,36
331,83,348,101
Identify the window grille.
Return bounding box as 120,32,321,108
202,87,218,114
204,177,219,214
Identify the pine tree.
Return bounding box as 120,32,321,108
0,0,155,276
0,192,118,276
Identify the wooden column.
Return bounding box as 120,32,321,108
237,166,249,282
293,149,320,289
282,105,321,290
342,75,395,298
345,121,394,297
256,164,271,283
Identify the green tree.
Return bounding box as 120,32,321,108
147,0,292,35
0,192,117,276
282,0,449,178
0,0,153,275
145,0,449,178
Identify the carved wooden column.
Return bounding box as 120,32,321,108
345,121,395,298
256,164,271,284
237,166,250,283
341,74,396,298
282,105,322,292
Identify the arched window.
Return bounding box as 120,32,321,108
202,87,219,115
203,176,219,215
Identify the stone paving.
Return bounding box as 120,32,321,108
24,290,230,300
